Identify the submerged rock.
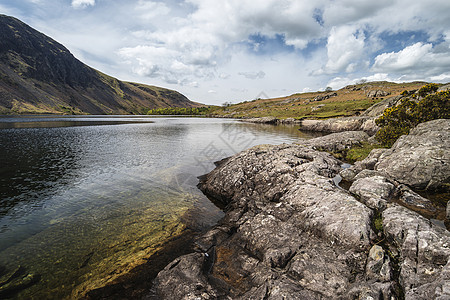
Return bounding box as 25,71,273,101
0,266,39,298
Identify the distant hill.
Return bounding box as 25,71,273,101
209,81,430,119
0,14,200,115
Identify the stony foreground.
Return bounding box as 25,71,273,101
151,119,450,299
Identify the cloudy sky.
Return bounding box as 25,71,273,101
2,0,450,105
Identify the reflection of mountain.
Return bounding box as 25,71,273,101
0,127,86,217
0,14,201,114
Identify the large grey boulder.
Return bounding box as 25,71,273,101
361,95,402,117
151,253,226,300
298,130,369,153
154,143,380,298
241,117,278,124
366,90,391,98
438,84,450,92
199,143,341,206
383,205,450,299
375,119,450,190
300,116,372,133
349,175,395,210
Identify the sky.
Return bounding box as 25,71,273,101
1,0,450,105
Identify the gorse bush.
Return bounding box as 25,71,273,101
417,83,439,98
375,89,449,147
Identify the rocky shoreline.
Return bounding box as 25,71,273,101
150,119,449,299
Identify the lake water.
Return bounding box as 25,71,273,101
0,116,317,299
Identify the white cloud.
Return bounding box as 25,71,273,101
322,0,392,26
430,73,450,82
315,25,366,74
285,38,309,50
71,0,95,9
372,43,432,72
8,0,450,104
327,73,394,90
238,71,266,80
136,1,170,20
372,42,450,75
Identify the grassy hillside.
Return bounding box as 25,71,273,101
209,81,429,119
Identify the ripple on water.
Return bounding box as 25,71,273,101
0,117,318,298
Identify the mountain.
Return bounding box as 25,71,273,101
0,14,200,115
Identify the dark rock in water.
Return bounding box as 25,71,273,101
0,265,39,298
396,184,438,216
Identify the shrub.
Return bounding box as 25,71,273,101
417,83,439,98
375,90,449,147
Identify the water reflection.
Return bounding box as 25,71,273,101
0,116,318,299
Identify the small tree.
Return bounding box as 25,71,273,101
357,79,367,84
325,86,333,92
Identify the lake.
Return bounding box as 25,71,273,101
0,115,317,299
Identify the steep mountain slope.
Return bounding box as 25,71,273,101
0,14,200,114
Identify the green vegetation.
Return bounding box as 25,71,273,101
147,107,211,115
417,83,439,98
345,142,384,163
374,215,383,232
375,84,449,147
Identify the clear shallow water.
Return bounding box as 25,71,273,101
0,116,317,299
